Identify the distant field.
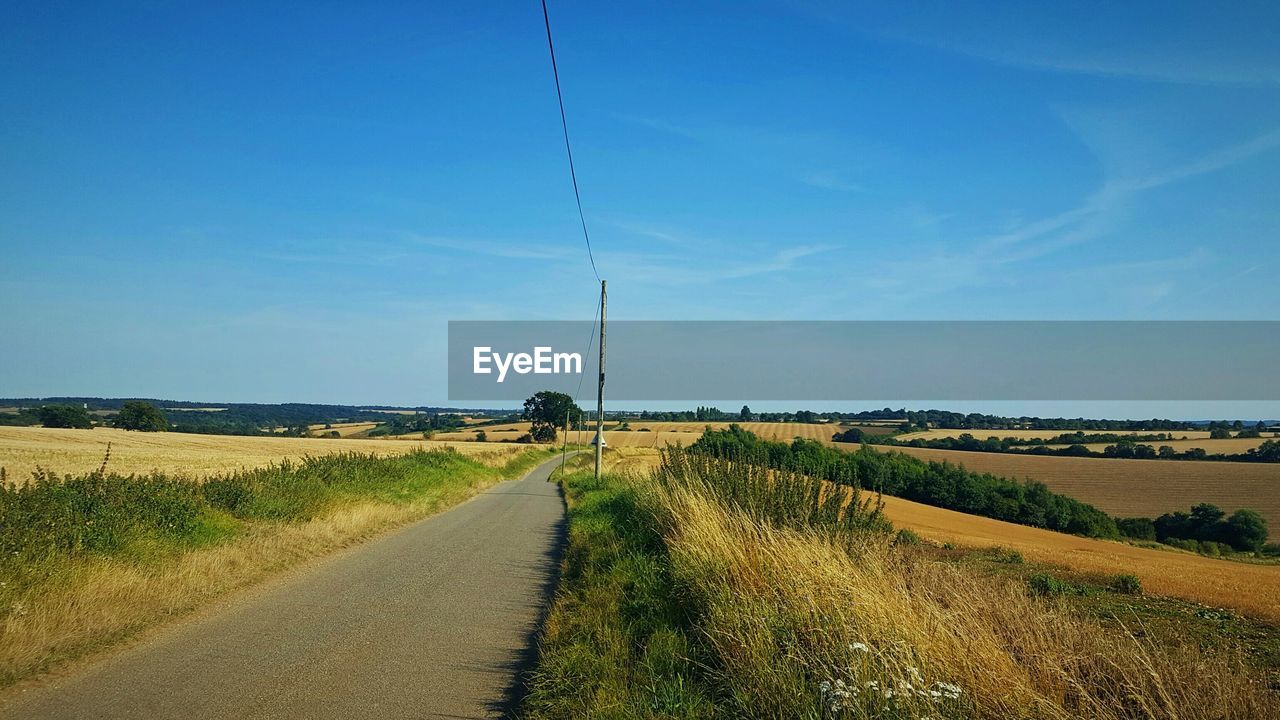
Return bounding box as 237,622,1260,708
305,422,379,438
432,421,890,447
883,446,1280,528
878,494,1280,621
895,428,1213,442
1051,437,1276,454
0,426,526,481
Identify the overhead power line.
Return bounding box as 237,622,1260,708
540,0,601,282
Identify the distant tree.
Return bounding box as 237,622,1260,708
116,401,169,432
475,430,487,442
1210,427,1232,439
832,428,864,443
38,404,93,429
1224,509,1268,551
1116,517,1157,541
522,391,581,443
1158,445,1176,458
739,405,752,421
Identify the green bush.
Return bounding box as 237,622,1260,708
893,528,921,546
1027,573,1085,597
1110,574,1142,594
115,401,169,431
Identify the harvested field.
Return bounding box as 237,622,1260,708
305,422,379,437
879,494,1280,621
0,426,527,482
896,428,1213,442
883,446,1280,528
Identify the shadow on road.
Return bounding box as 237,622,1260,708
485,480,568,719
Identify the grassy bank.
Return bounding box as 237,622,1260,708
0,446,551,687
523,449,1279,719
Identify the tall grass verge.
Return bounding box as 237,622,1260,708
0,447,551,687
524,447,1279,719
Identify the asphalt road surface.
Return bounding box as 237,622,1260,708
2,455,568,720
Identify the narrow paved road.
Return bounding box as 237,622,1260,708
2,456,568,720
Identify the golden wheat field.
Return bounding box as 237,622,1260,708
885,446,1280,528
0,426,527,481
304,422,380,437
878,494,1280,621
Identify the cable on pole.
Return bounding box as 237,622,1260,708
540,0,601,282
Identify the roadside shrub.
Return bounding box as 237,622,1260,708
894,528,921,546
1028,572,1082,596
987,547,1025,564
1111,574,1142,595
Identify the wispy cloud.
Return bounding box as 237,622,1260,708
607,244,835,285
800,171,862,192
789,2,1280,87
405,234,573,261
920,39,1280,88
850,125,1280,302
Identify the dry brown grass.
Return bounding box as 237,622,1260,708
883,446,1280,530
0,426,525,482
655,477,1278,719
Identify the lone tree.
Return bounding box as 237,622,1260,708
38,404,93,429
523,391,582,443
116,401,169,432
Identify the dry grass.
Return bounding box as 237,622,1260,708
0,426,525,482
883,446,1280,529
653,471,1278,719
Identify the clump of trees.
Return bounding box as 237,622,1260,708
691,426,1120,539
367,413,464,437
37,405,93,429
832,428,864,443
1118,503,1268,553
115,401,168,431
522,391,582,443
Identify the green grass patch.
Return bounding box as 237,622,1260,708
520,470,717,719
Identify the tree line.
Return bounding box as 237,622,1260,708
690,426,1121,539
857,431,1280,463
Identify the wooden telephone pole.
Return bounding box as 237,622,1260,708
594,280,606,480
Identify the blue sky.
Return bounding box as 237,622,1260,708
2,1,1277,415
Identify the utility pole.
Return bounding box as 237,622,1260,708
595,279,607,480
561,407,569,472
